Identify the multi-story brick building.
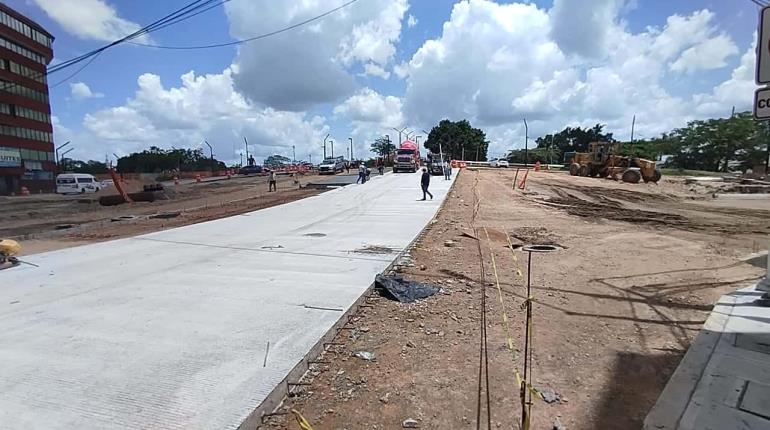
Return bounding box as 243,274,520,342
0,2,54,195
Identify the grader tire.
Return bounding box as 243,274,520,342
643,169,662,183
622,169,642,184
569,163,580,176
578,165,589,177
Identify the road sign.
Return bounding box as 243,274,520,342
758,7,770,84
754,88,770,119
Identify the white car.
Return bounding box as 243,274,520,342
490,159,509,168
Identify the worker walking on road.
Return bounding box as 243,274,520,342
357,163,367,184
268,170,277,192
420,167,433,200
443,160,451,180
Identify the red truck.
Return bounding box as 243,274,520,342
393,140,421,173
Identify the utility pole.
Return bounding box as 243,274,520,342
204,140,213,173
630,114,636,156
323,133,329,159
309,154,312,164
549,134,554,165
349,137,353,161
292,145,296,164
523,118,528,167
244,137,249,162
330,140,334,157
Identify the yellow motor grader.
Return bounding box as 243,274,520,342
568,142,661,183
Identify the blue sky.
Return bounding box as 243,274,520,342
9,0,760,162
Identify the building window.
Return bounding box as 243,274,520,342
0,123,52,142
0,103,51,123
0,79,49,104
6,60,46,84
0,36,46,64
0,11,52,48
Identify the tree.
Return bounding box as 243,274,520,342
535,124,614,155
116,147,226,173
663,112,763,172
63,159,109,174
507,147,561,164
263,154,291,169
370,136,396,161
423,119,489,161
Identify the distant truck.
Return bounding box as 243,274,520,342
427,152,446,175
393,140,420,173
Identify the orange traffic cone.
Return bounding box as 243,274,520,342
195,174,202,183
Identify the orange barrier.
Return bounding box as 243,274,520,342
19,186,29,196
513,168,520,189
195,174,202,183
534,161,541,172
518,169,529,190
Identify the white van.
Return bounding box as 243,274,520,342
56,173,101,194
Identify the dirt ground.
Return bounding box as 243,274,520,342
2,173,322,255
261,169,767,430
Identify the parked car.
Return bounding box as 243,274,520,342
239,165,264,175
56,173,100,194
100,179,114,188
318,156,345,174
490,159,509,168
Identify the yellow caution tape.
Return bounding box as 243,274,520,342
291,409,314,430
481,227,543,430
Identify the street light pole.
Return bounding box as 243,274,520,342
330,140,334,157
385,134,391,165
292,145,296,164
349,137,353,161
323,133,329,159
55,140,70,172
204,140,214,173
392,127,407,146
523,118,529,168
60,147,74,172
244,137,249,161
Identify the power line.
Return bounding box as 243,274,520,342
0,0,226,92
749,0,768,8
129,0,362,50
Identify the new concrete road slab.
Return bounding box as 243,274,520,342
644,281,770,430
0,170,455,430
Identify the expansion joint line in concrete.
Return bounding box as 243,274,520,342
133,237,395,263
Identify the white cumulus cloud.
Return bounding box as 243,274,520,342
398,0,746,157
70,82,104,100
225,0,409,111
31,0,146,42
407,14,418,28
80,68,328,163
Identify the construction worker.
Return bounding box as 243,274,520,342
357,163,367,184
443,159,451,180
268,170,277,192
420,167,433,200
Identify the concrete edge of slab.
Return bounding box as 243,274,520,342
238,280,377,430
643,282,759,430
238,172,458,429
741,251,768,270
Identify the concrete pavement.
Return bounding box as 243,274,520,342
0,170,455,429
644,280,770,430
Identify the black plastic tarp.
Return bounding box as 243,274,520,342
375,274,439,303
